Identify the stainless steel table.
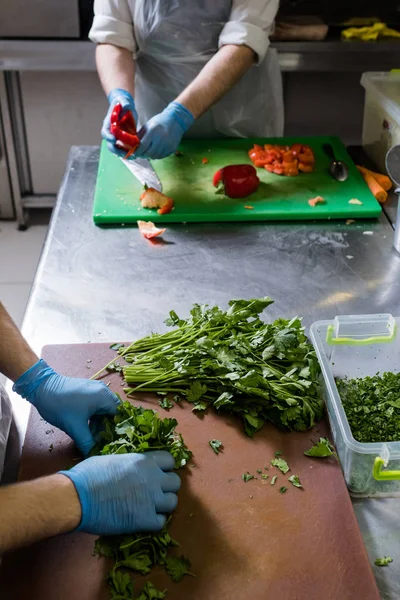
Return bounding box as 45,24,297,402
10,146,400,598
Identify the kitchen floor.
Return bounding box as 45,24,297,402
0,219,49,327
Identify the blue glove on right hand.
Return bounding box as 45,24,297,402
59,450,180,535
101,88,138,159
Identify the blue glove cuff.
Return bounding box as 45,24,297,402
58,469,88,532
13,358,55,403
165,101,195,134
108,88,135,107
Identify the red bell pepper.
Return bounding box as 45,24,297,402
213,165,260,199
110,103,140,157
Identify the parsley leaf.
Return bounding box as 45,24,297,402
271,475,278,485
192,401,208,412
375,556,393,567
165,555,194,582
158,397,174,410
242,472,254,482
279,486,287,494
137,581,167,599
288,475,303,489
304,437,338,459
261,474,269,480
209,439,223,454
187,381,207,403
271,458,290,474
275,451,283,457
109,343,125,351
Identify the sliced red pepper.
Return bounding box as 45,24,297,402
110,103,140,154
140,187,174,215
137,220,166,239
213,164,260,198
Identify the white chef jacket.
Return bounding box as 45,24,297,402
89,0,284,138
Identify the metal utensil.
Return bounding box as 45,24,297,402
322,143,349,182
122,157,163,192
385,145,400,253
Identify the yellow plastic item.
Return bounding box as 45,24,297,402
342,22,400,41
373,457,400,481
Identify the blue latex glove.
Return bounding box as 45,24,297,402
135,101,194,160
101,88,138,159
13,359,120,456
59,450,181,534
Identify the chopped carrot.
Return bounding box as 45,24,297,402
202,158,209,164
308,196,325,207
357,166,392,191
357,170,388,203
244,205,254,210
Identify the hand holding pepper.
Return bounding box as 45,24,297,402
102,88,139,159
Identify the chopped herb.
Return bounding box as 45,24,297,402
242,472,255,482
271,475,278,485
261,474,269,480
279,486,287,494
106,362,123,373
165,555,195,582
271,458,290,474
109,343,125,351
337,373,400,443
173,395,182,403
192,401,208,412
275,451,283,457
304,437,338,459
264,466,269,470
158,397,174,410
256,469,263,474
209,439,223,454
91,402,191,600
288,475,303,489
375,556,393,567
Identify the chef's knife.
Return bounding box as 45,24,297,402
122,157,163,192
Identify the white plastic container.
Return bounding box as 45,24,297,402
311,314,400,497
361,72,400,172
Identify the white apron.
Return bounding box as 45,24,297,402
132,0,284,138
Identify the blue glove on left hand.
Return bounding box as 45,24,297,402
134,101,194,160
13,359,120,456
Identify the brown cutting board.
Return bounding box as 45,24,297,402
0,343,380,600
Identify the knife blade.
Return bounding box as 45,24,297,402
122,157,163,192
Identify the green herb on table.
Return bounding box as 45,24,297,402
165,555,195,582
304,437,337,459
110,343,125,351
107,297,323,437
271,475,278,485
209,439,223,454
288,475,303,489
192,401,208,413
173,395,182,403
279,486,287,494
91,402,192,600
275,451,283,457
242,472,254,482
137,581,167,599
337,372,400,443
261,474,269,480
158,397,174,410
375,556,393,567
271,458,290,474
106,362,123,373
256,469,263,474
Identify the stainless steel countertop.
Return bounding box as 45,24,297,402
11,146,400,598
1,40,400,72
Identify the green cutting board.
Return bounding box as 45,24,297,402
93,136,382,224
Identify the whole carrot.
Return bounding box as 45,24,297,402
358,168,388,203
357,166,392,191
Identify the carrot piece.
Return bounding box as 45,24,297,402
356,166,392,191
358,170,388,203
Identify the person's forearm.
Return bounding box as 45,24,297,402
96,43,135,98
0,474,81,554
0,303,38,381
176,44,255,119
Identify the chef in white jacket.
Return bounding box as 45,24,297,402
89,0,283,160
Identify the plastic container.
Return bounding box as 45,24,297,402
361,72,400,173
310,313,400,497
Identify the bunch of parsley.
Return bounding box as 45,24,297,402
91,402,192,599
120,297,323,435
